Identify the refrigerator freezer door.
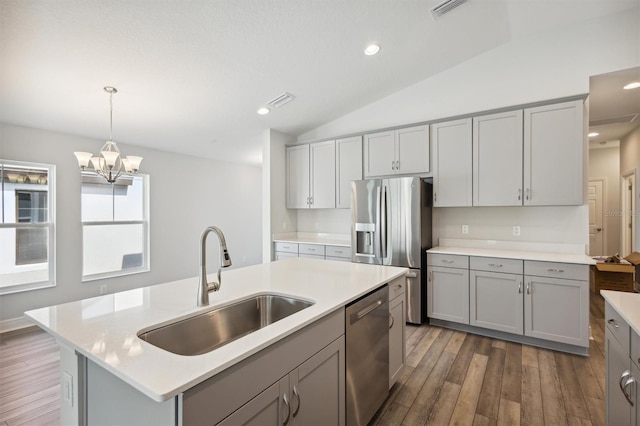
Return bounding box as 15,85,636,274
351,179,382,264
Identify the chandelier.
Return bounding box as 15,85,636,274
74,86,143,183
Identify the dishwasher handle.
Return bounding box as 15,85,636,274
356,299,382,320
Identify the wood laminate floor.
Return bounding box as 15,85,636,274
0,295,607,426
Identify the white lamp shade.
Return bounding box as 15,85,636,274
125,156,143,172
101,150,120,168
74,152,93,169
90,156,104,172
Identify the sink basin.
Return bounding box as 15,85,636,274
138,294,314,356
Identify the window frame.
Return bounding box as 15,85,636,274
80,173,150,282
0,160,56,295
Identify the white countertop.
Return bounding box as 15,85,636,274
273,232,351,247
25,258,406,402
428,239,594,265
601,290,640,336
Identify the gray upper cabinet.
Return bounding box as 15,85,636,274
523,100,585,206
432,118,472,207
473,110,524,206
286,141,336,209
364,125,429,178
335,136,362,209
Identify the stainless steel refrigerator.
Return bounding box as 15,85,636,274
351,177,432,324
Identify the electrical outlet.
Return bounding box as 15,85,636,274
462,224,469,234
63,371,73,407
513,226,521,236
99,284,108,294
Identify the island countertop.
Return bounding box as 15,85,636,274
601,290,640,336
25,258,407,402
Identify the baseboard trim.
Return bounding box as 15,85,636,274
0,316,35,334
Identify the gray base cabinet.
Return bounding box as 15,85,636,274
427,254,470,325
604,300,639,426
470,270,523,335
219,337,345,426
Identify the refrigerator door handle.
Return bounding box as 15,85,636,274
381,186,388,259
375,185,382,260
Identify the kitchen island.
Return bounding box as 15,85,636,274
26,258,407,425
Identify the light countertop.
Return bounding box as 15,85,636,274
428,239,594,265
25,258,406,402
273,232,350,247
601,290,640,336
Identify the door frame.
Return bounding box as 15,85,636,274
621,169,636,257
588,178,606,256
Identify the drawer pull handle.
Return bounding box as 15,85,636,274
334,250,343,254
389,312,394,329
395,284,403,290
441,259,454,264
308,248,315,251
488,263,503,268
608,319,620,328
547,268,564,273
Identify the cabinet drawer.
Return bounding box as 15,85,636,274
524,261,588,281
388,276,405,300
632,329,640,369
469,257,523,275
428,253,469,269
299,244,325,256
325,245,350,258
274,242,298,254
605,301,630,353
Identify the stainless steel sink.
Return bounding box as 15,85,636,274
138,294,314,356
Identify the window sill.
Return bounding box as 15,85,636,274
82,266,150,283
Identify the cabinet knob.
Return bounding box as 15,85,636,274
518,188,522,201
525,188,530,200
607,318,619,328
389,312,395,329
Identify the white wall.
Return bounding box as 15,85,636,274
620,125,640,251
294,7,639,243
262,129,297,262
297,209,351,234
589,146,622,255
0,123,262,324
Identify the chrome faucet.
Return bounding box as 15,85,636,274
197,226,232,306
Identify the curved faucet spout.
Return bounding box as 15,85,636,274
197,226,232,306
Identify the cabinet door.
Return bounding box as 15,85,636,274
335,136,362,209
523,275,589,347
389,295,406,388
310,140,336,209
632,361,639,426
431,118,472,207
396,125,429,175
470,270,523,335
286,145,310,209
218,377,289,426
605,332,632,426
290,336,345,426
427,266,469,324
364,130,395,177
523,100,584,206
473,110,523,206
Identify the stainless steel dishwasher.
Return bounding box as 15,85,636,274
346,285,389,426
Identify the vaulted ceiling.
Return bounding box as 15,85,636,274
1,0,638,164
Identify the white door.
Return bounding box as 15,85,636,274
309,141,336,209
588,179,604,256
622,172,636,257
364,131,395,177
335,136,362,209
431,118,473,207
286,145,310,209
396,125,429,175
472,110,523,206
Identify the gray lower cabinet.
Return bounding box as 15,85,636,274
389,277,406,388
470,270,523,335
427,264,470,324
219,337,345,426
604,300,639,426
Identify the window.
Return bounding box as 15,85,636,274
81,173,149,280
0,160,55,294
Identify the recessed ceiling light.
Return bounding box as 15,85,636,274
623,82,640,90
257,107,270,115
588,132,599,137
364,44,380,56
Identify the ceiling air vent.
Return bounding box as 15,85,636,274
431,0,469,19
589,113,638,127
267,92,295,109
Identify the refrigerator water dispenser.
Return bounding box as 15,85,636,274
354,222,376,256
